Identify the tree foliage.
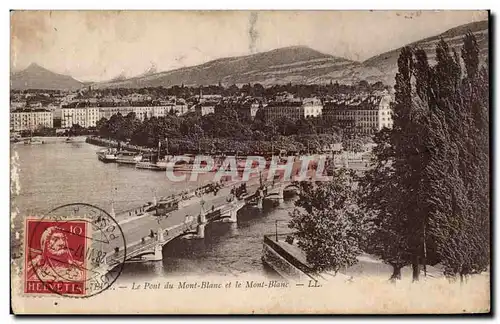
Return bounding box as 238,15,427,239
358,32,489,281
289,169,363,273
95,104,344,154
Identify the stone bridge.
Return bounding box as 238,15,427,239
91,172,313,283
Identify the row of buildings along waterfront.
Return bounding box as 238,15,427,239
61,103,189,128
10,90,393,135
10,108,54,132
323,90,393,134
255,90,393,135
10,101,190,131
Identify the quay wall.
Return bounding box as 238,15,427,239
13,136,87,144
261,235,315,281
86,136,152,153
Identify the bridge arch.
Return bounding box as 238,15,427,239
283,183,301,192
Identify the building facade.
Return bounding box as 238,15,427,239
195,103,216,116
61,107,99,128
61,103,192,128
10,109,54,132
237,102,261,120
377,94,393,129
263,98,323,121
323,91,393,135
303,98,323,118
98,106,156,121
131,106,154,121
174,103,190,115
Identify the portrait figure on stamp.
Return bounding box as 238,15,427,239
27,225,84,281
25,220,87,295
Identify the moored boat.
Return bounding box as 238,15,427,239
135,161,167,171
116,151,143,165
97,148,118,163
135,139,169,171
23,138,44,145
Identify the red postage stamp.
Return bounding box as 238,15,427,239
24,219,88,296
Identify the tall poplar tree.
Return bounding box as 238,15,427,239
360,32,489,282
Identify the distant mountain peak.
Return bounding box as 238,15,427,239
95,44,358,89
11,63,83,90
264,45,335,57
110,71,128,82
135,63,158,78
272,45,313,51
24,63,47,71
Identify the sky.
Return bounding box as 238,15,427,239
10,10,488,82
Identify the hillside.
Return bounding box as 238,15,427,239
95,20,488,89
10,63,84,90
94,46,360,88
11,20,489,90
352,20,489,86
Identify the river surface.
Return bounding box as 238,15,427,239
11,142,295,278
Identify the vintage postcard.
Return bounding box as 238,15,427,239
10,10,490,314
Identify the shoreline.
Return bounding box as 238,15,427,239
11,135,88,144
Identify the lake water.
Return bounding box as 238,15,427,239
11,142,295,278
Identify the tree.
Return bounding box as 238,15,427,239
425,33,490,280
275,116,297,136
390,45,435,282
289,169,362,273
68,124,85,136
358,46,431,282
360,33,489,282
358,129,411,281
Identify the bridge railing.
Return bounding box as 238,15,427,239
104,217,199,266
103,183,281,266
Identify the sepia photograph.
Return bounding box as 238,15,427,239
9,10,490,314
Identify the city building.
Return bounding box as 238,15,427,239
61,107,99,128
131,106,154,121
237,101,261,120
10,101,26,110
195,102,216,116
98,106,157,121
174,101,190,115
323,90,393,135
153,105,171,118
97,106,133,120
263,98,323,121
303,98,323,118
61,101,191,127
10,109,53,132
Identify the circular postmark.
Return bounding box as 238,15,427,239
26,203,127,298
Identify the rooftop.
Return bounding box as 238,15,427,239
12,108,51,113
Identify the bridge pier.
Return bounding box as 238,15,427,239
151,227,166,261
257,197,263,209
152,243,163,261
222,208,238,223
157,227,165,243
199,211,207,224
196,223,206,239
277,186,285,205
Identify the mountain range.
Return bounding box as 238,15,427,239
10,20,488,91
10,63,83,91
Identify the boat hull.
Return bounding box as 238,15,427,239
24,140,44,145
136,162,166,171
97,153,118,163
116,158,140,165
